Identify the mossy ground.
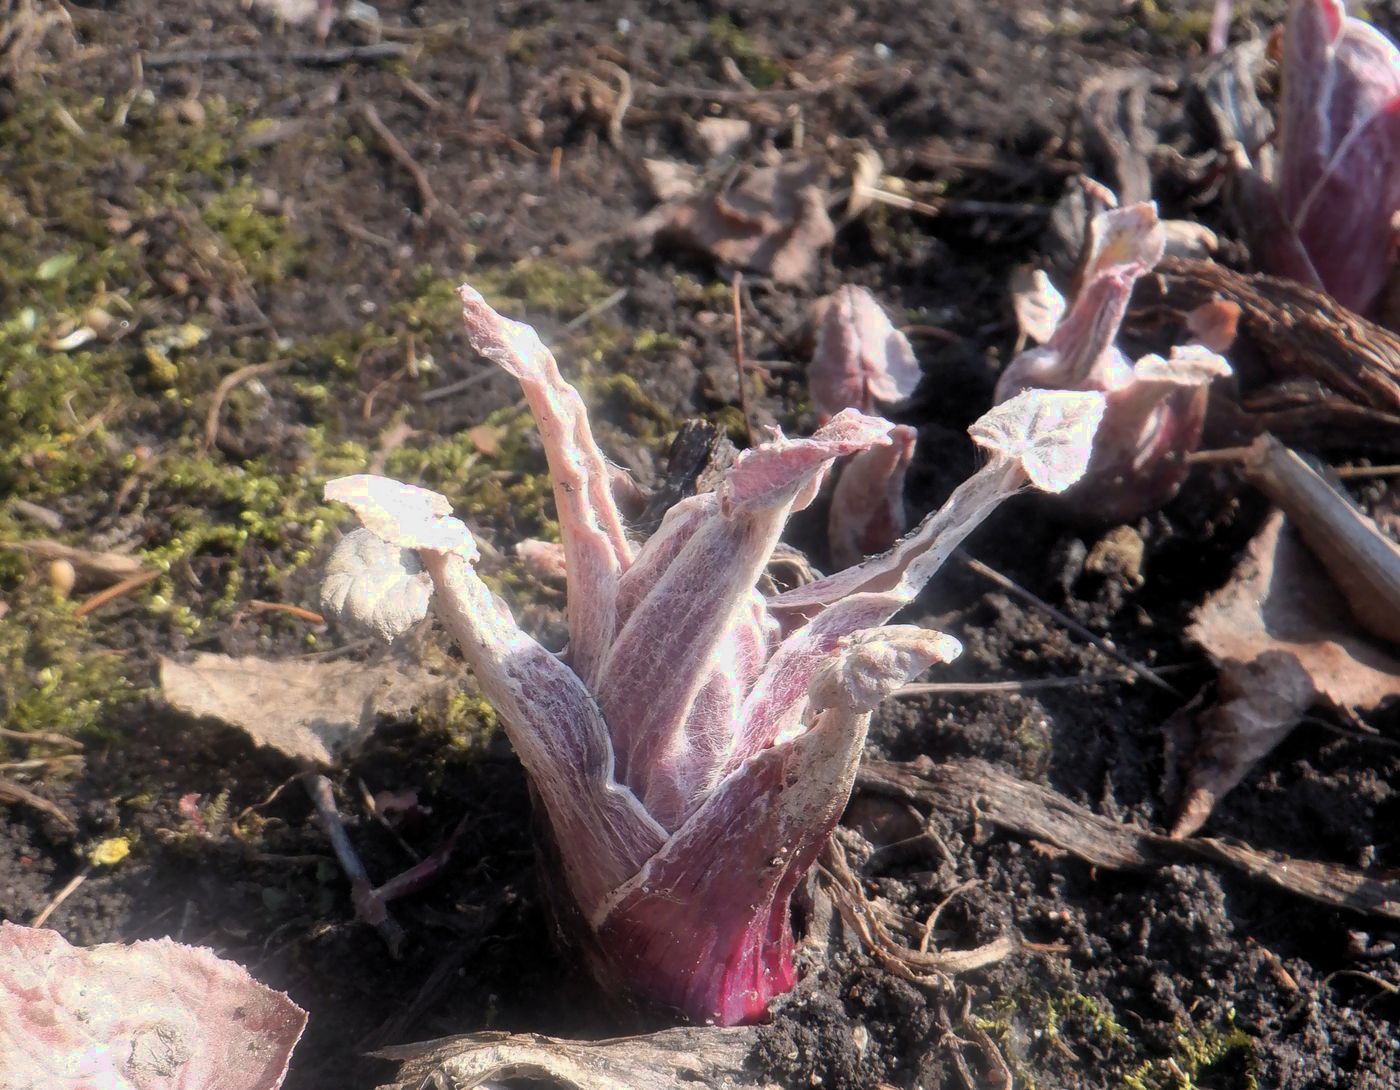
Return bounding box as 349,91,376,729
1,2,1395,1090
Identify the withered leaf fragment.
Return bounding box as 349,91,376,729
0,922,306,1090
374,1025,773,1090
633,158,836,286
160,652,451,765
1176,510,1400,836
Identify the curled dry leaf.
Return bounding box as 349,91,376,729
160,652,451,765
374,1025,774,1090
0,921,306,1090
1176,510,1400,836
323,527,434,641
691,116,752,163
633,158,836,286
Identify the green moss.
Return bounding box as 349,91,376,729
632,329,684,354
702,16,784,88
576,371,673,445
1124,1015,1257,1090
977,985,1256,1090
1135,0,1216,45
0,584,132,743
468,259,616,319
202,181,304,284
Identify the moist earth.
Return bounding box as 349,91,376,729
1,1,1397,1088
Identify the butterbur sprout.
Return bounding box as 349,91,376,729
322,285,1105,1025
996,201,1231,522
809,286,922,565
1239,0,1400,316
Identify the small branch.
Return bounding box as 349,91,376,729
75,569,160,617
304,773,406,956
142,42,415,69
0,777,78,833
356,103,441,222
732,272,756,447
895,668,1189,697
561,287,628,334
245,600,326,626
204,359,292,451
959,553,1181,697
855,184,1049,220
0,727,84,750
32,867,90,928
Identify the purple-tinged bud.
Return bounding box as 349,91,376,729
322,290,1106,1026
1249,0,1400,316
996,202,1231,521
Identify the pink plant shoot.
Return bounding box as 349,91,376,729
1252,0,1400,316
320,286,1105,1025
809,285,921,565
0,922,306,1090
995,201,1231,522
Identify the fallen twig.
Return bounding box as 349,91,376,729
561,286,628,334
1130,256,1400,414
0,726,84,750
204,359,292,451
855,184,1049,221
74,569,160,617
1238,435,1400,645
141,42,414,69
31,866,89,927
304,773,406,956
958,553,1181,696
732,272,756,447
0,776,77,833
245,600,327,626
895,668,1191,697
858,758,1400,921
355,103,441,222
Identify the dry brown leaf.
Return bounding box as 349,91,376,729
641,157,701,203
634,158,836,286
374,1026,774,1090
1175,511,1400,836
0,921,306,1089
160,652,450,765
691,117,752,162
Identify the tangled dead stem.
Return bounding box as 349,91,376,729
0,1,1398,1088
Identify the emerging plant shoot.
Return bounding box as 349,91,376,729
1240,0,1400,316
996,200,1231,521
321,286,1105,1025
809,285,922,566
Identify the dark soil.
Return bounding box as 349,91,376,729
2,1,1397,1088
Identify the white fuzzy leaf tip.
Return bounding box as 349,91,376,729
969,389,1107,493
322,528,434,641
324,474,476,556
